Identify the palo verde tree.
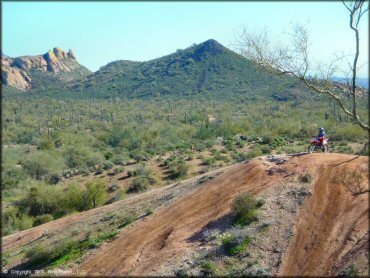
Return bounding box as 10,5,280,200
235,0,369,132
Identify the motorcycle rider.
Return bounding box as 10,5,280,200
317,127,326,146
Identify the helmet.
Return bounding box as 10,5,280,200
319,127,324,132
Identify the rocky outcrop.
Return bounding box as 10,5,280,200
67,49,77,60
1,47,91,91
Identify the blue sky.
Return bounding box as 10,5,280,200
2,1,369,77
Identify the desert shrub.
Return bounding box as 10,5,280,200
299,173,312,183
129,151,148,162
200,260,216,276
21,183,64,216
236,140,245,148
26,239,77,266
63,146,104,169
113,166,124,174
256,198,266,208
232,151,250,162
63,146,88,168
247,147,263,159
103,161,114,170
17,130,38,144
37,136,54,150
104,151,113,160
2,165,27,189
127,169,137,177
340,264,358,277
331,124,366,142
2,208,34,236
231,193,260,226
22,151,66,180
222,234,251,256
107,128,125,147
169,160,189,179
83,180,107,208
33,214,54,227
261,135,273,145
215,154,230,162
118,214,136,229
62,182,86,212
48,174,60,185
113,155,125,165
203,157,215,166
260,145,271,154
127,177,149,193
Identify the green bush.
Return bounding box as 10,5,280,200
222,234,251,256
22,183,64,216
26,239,76,267
2,165,27,189
113,166,124,174
341,264,358,277
63,182,86,212
247,147,263,159
103,161,114,170
169,160,189,179
200,260,216,276
260,145,271,154
22,151,66,180
231,193,260,226
33,214,54,227
17,130,38,144
118,214,136,229
127,177,149,193
26,230,118,268
104,151,114,160
2,208,34,236
83,180,107,208
203,157,216,166
37,136,54,150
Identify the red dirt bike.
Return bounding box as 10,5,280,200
307,136,329,153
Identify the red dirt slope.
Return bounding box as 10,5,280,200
279,154,368,276
78,153,368,276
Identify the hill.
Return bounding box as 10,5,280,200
1,48,91,91
2,153,368,276
71,39,306,100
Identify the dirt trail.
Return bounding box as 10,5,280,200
78,159,279,276
78,153,368,276
279,154,368,276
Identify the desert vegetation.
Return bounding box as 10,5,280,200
2,91,368,236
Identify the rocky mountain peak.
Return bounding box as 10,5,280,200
2,47,90,91
192,39,227,61
52,47,68,59
67,49,77,60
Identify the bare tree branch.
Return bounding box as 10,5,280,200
235,0,369,131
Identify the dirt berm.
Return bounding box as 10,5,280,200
75,153,368,276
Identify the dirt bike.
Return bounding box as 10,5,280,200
307,136,329,153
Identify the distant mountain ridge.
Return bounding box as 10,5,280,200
1,47,91,91
72,39,304,99
331,76,369,90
